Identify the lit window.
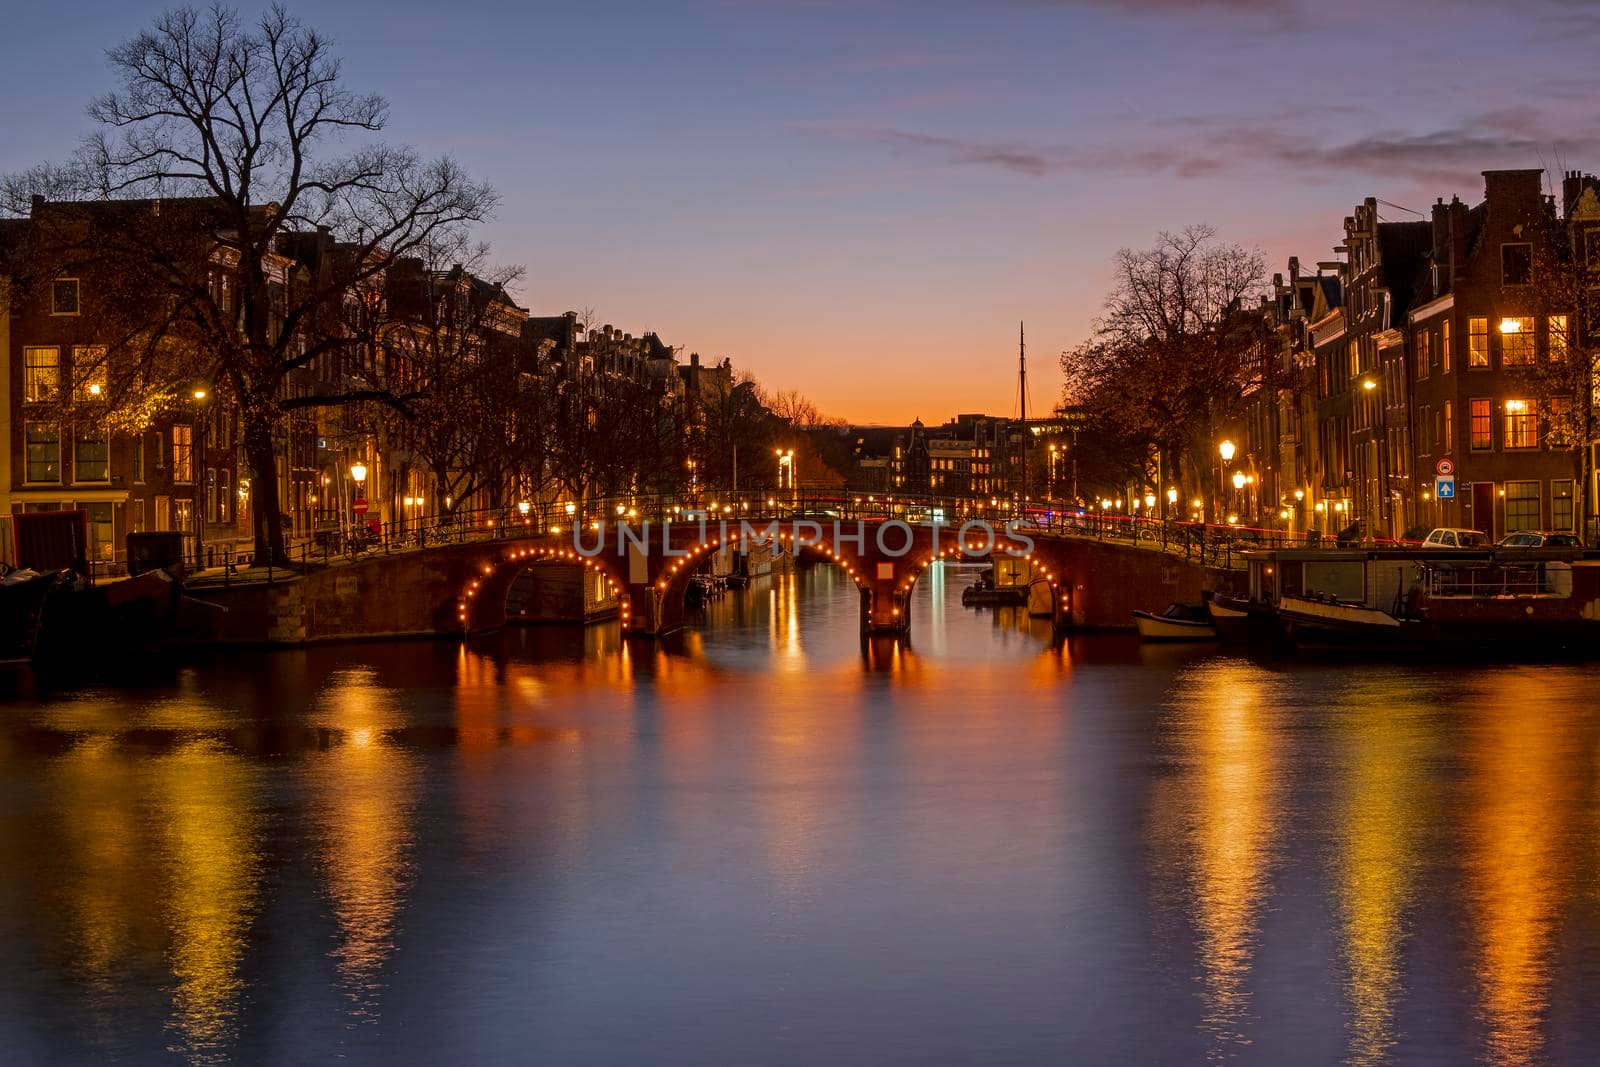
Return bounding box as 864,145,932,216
23,346,60,401
1504,399,1537,449
1470,398,1493,449
172,424,194,483
1548,315,1569,361
1443,401,1453,451
1441,319,1452,372
52,279,80,315
1549,397,1573,447
1468,318,1490,367
25,423,60,482
73,346,108,400
1500,318,1534,366
1415,329,1430,379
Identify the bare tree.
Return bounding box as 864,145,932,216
1061,225,1269,519
3,4,497,561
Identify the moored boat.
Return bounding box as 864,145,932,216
1206,592,1287,648
1133,603,1216,641
1241,546,1600,653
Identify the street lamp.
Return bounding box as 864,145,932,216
1232,470,1247,490
1217,439,1236,520
192,388,210,566
350,462,367,484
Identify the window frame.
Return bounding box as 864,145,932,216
1503,399,1537,449
23,346,61,402
1468,317,1490,368
1502,243,1533,286
171,423,194,484
1548,315,1569,362
1504,480,1540,530
1553,480,1575,531
72,345,109,402
24,422,61,484
1470,398,1493,450
51,278,80,316
72,425,111,484
1500,318,1534,367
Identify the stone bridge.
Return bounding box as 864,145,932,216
188,514,1242,644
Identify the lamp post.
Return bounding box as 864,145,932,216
350,461,367,541
1218,439,1236,522
1362,376,1390,538
776,448,796,507
191,387,209,568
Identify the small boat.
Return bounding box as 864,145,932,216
1207,593,1285,647
1133,602,1216,641
961,567,1028,606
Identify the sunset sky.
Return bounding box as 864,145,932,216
5,0,1598,423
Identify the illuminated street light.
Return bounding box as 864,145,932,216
1143,493,1156,509
1166,488,1178,505
565,501,577,517
349,462,367,484
1362,378,1377,391
1232,470,1246,490
1218,440,1236,462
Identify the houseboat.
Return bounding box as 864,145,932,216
1236,547,1600,652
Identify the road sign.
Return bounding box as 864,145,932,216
1436,477,1455,500
1436,458,1454,476
352,497,369,515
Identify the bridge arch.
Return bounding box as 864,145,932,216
456,541,632,636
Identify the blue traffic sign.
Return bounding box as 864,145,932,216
1436,477,1456,499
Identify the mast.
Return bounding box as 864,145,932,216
1018,321,1027,504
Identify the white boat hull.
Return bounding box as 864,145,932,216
1132,611,1216,641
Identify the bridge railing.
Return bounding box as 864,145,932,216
96,490,1415,587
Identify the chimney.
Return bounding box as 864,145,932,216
31,194,44,215
1288,256,1300,282
1482,169,1544,208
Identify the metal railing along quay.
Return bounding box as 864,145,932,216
85,491,1411,586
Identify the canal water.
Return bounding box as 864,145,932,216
2,562,1599,1065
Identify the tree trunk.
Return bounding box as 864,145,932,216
244,410,286,563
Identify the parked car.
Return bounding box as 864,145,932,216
1421,527,1492,549
1497,530,1585,548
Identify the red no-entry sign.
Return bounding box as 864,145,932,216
352,497,368,515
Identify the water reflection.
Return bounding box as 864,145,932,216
308,674,419,1017
1330,677,1433,1066
5,580,1600,1063
1151,661,1283,1057
153,739,263,1059
1463,672,1584,1066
